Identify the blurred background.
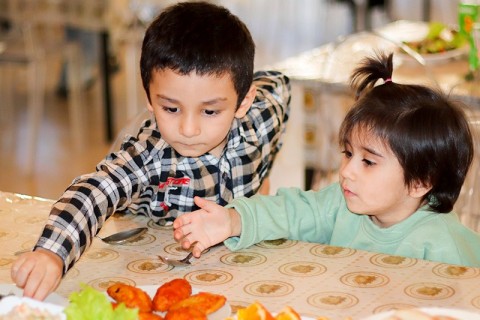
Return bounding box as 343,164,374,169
0,0,465,200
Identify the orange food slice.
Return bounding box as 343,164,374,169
153,278,192,312
275,306,301,320
139,312,164,320
107,283,153,313
236,301,275,320
165,306,207,320
168,292,226,315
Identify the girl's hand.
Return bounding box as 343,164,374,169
11,248,63,301
173,196,241,257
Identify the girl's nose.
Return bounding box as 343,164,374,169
339,158,354,180
179,116,201,137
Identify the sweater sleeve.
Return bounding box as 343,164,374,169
224,183,343,251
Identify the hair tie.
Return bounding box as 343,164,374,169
384,78,392,83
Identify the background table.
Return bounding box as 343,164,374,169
269,20,480,191
0,191,480,319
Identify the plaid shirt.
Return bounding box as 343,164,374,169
36,71,290,272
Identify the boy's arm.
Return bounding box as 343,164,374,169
11,249,63,301
35,119,162,273
249,71,291,184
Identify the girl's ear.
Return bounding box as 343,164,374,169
234,85,256,119
409,180,432,199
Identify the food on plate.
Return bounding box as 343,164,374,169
65,284,138,320
138,311,164,320
168,292,227,315
164,306,207,320
234,301,274,320
107,283,153,313
384,308,459,320
402,22,467,54
0,302,62,320
275,306,301,320
152,278,192,312
229,302,310,320
105,278,226,319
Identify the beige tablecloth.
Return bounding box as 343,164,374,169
1,192,480,319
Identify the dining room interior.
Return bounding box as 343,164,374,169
1,1,480,319
0,0,465,199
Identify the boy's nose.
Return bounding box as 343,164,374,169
179,116,201,137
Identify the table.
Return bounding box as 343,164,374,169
1,191,480,319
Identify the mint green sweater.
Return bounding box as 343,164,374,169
224,183,480,267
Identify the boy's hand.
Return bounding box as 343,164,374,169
173,196,241,257
11,248,63,301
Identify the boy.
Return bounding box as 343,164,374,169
12,1,290,300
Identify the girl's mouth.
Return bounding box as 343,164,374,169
342,186,355,197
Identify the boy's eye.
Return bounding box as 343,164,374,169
341,150,352,158
162,107,179,113
362,159,375,166
203,109,219,116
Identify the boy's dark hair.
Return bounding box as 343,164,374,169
140,1,255,107
339,52,474,213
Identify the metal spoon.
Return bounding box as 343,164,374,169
98,227,148,245
157,252,194,267
157,245,215,267
13,227,149,255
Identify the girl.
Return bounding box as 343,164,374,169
173,52,480,267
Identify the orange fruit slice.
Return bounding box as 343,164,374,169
236,301,275,320
275,306,301,320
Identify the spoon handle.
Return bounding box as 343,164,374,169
180,252,194,263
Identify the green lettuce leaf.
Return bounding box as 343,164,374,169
64,284,138,320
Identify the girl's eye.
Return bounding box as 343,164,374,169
162,107,179,113
203,109,218,116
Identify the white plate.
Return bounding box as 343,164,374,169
0,296,66,319
0,284,68,306
362,307,480,320
397,46,468,64
118,285,232,320
376,20,468,64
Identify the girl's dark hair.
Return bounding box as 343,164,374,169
339,52,474,213
140,1,255,107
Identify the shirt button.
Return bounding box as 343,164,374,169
222,172,229,180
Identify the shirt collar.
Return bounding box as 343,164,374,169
226,118,244,151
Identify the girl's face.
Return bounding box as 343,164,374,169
339,127,428,227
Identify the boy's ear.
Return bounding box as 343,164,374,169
234,84,256,118
146,101,154,112
409,180,432,199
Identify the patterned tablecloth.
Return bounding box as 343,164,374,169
0,191,480,320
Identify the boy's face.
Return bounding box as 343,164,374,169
147,69,255,158
338,127,430,228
